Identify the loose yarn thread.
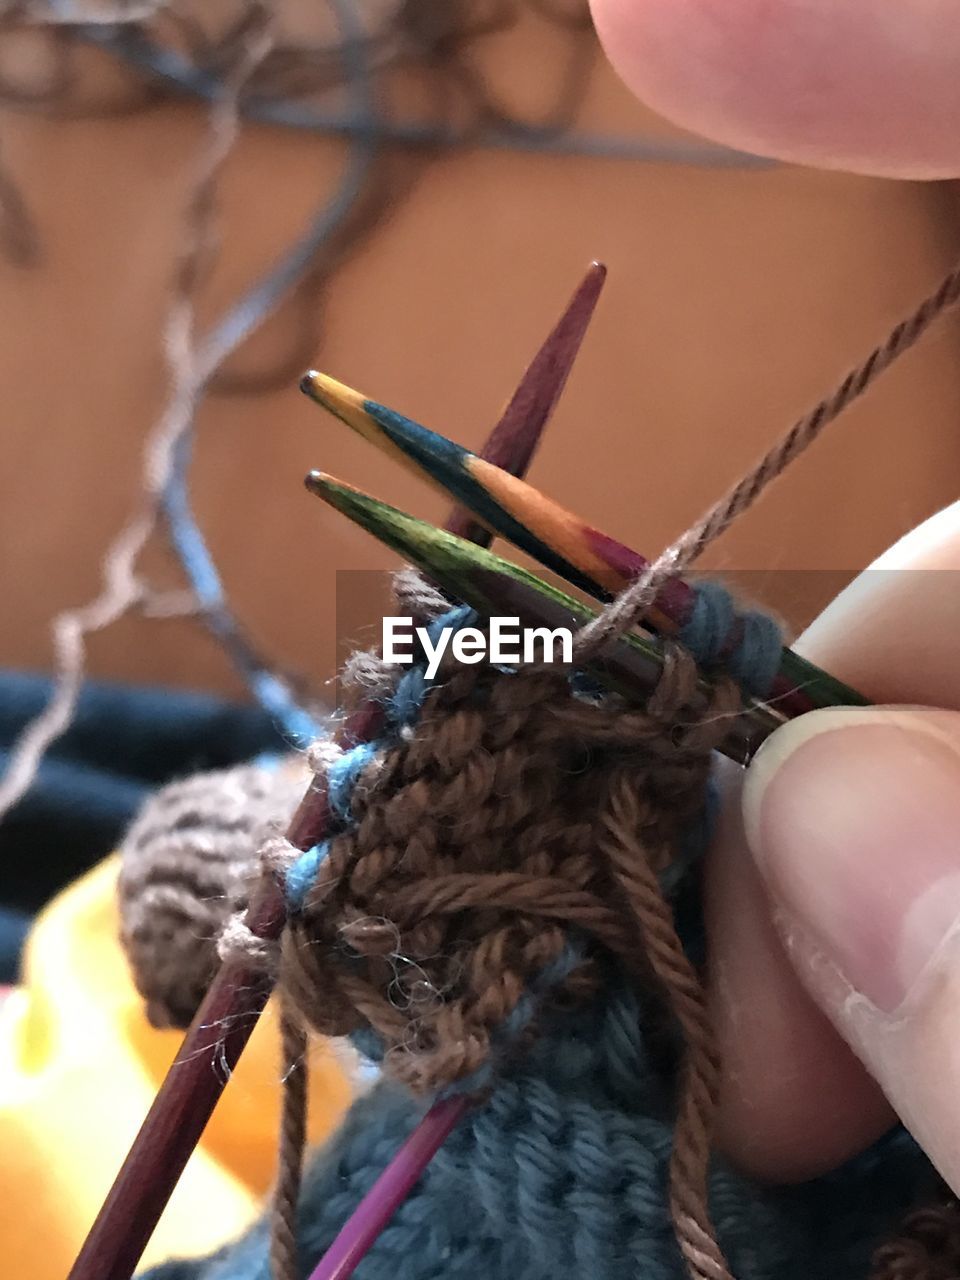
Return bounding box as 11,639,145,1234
0,0,763,821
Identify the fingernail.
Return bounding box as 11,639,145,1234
743,707,960,1013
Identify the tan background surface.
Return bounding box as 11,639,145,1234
2,12,959,704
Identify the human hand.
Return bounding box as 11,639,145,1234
587,1,960,1190
711,504,960,1187
589,0,960,178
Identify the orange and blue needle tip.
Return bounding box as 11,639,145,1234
300,376,862,716
300,373,614,602
300,369,434,482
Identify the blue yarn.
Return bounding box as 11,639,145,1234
285,843,331,912
386,667,431,727
327,742,379,823
285,606,478,913
425,606,475,649
726,610,784,702
132,0,379,751
679,581,783,699
141,587,930,1280
150,989,937,1280
385,607,476,726
75,21,774,169
679,581,735,665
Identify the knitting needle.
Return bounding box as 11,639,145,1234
299,373,864,719
305,471,794,765
446,260,606,544
66,264,604,1280
308,1097,469,1280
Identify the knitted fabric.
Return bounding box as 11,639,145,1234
131,574,942,1280
0,672,286,920
145,994,936,1280
281,650,738,1097
118,759,307,1028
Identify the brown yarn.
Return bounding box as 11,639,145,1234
118,759,306,1028
870,1198,960,1280
114,228,960,1271
600,759,733,1280
271,993,309,1280
573,259,960,665
282,649,734,1095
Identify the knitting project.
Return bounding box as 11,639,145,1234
120,572,945,1280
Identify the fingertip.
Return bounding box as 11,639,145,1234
589,0,960,177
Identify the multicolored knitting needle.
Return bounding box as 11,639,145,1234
300,371,866,718
446,261,607,544
66,265,607,1280
305,470,787,765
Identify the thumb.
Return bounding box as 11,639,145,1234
743,705,960,1189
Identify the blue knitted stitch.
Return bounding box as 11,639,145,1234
679,581,783,698
149,988,936,1280
725,608,783,699
285,842,330,911
385,607,475,727
679,581,735,665
327,742,379,822
140,584,926,1280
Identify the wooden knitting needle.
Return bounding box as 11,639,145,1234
66,263,606,1280
299,372,865,719
305,470,795,765
446,261,606,545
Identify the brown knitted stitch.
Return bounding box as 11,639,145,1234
118,759,306,1028
282,646,736,1092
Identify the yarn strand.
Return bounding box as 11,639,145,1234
573,260,960,662
272,994,309,1280
601,765,733,1280
0,6,274,826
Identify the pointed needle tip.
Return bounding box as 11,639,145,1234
299,370,320,398
305,469,341,496
299,371,381,444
